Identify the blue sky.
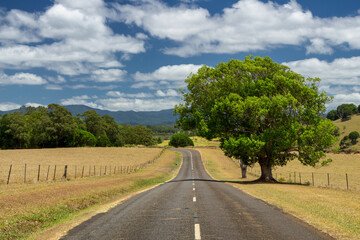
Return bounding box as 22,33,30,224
0,0,360,111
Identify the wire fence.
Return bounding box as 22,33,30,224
0,148,165,185
231,158,360,191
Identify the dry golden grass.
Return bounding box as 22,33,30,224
249,153,360,191
0,149,181,239
333,114,360,151
198,148,360,240
0,147,163,184
196,148,256,181
190,137,220,147
158,136,220,147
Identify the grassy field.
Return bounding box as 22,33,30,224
197,148,360,240
0,147,163,184
248,153,360,191
333,114,360,152
0,148,181,239
158,136,220,147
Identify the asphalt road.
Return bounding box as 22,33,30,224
61,149,333,240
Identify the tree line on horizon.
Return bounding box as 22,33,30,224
0,104,159,149
326,103,360,121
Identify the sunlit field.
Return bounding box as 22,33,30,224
0,147,163,184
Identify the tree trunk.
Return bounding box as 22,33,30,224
240,159,247,178
258,157,277,182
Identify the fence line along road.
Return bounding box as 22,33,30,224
231,158,360,192
1,148,166,185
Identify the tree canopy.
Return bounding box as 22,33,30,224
0,104,158,149
326,103,359,121
169,133,194,148
175,56,337,181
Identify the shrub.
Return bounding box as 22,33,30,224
332,127,340,137
349,131,360,144
96,134,111,147
321,158,333,166
326,110,339,121
169,133,194,148
74,129,97,147
156,137,163,144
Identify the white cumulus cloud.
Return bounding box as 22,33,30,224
0,72,47,85
91,69,127,82
0,0,145,76
115,0,360,57
106,91,153,98
283,56,360,109
132,64,203,89
155,89,179,97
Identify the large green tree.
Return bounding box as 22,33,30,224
336,103,357,120
47,104,77,147
175,56,337,182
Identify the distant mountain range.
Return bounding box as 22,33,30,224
0,105,177,126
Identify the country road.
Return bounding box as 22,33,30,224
61,149,333,240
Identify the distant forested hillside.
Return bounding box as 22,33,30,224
0,105,177,126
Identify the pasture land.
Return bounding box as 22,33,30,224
0,148,181,239
0,147,163,184
158,136,220,147
249,153,360,191
333,114,360,152
198,148,360,240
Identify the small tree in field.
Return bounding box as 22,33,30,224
349,131,360,145
175,56,337,182
169,133,194,148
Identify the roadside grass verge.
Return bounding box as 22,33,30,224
0,149,181,240
197,148,360,240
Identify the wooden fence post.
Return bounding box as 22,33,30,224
7,164,12,185
346,173,349,190
294,172,296,183
37,165,41,182
46,165,50,181
24,163,27,183
75,165,77,179
82,165,84,178
94,165,95,176
53,165,57,181
63,165,68,179
312,172,314,186
327,173,330,186
299,172,301,184
100,166,102,176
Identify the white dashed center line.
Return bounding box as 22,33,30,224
193,197,196,202
195,224,201,240
189,151,194,170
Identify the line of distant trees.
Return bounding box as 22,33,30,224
326,103,360,121
0,104,160,149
